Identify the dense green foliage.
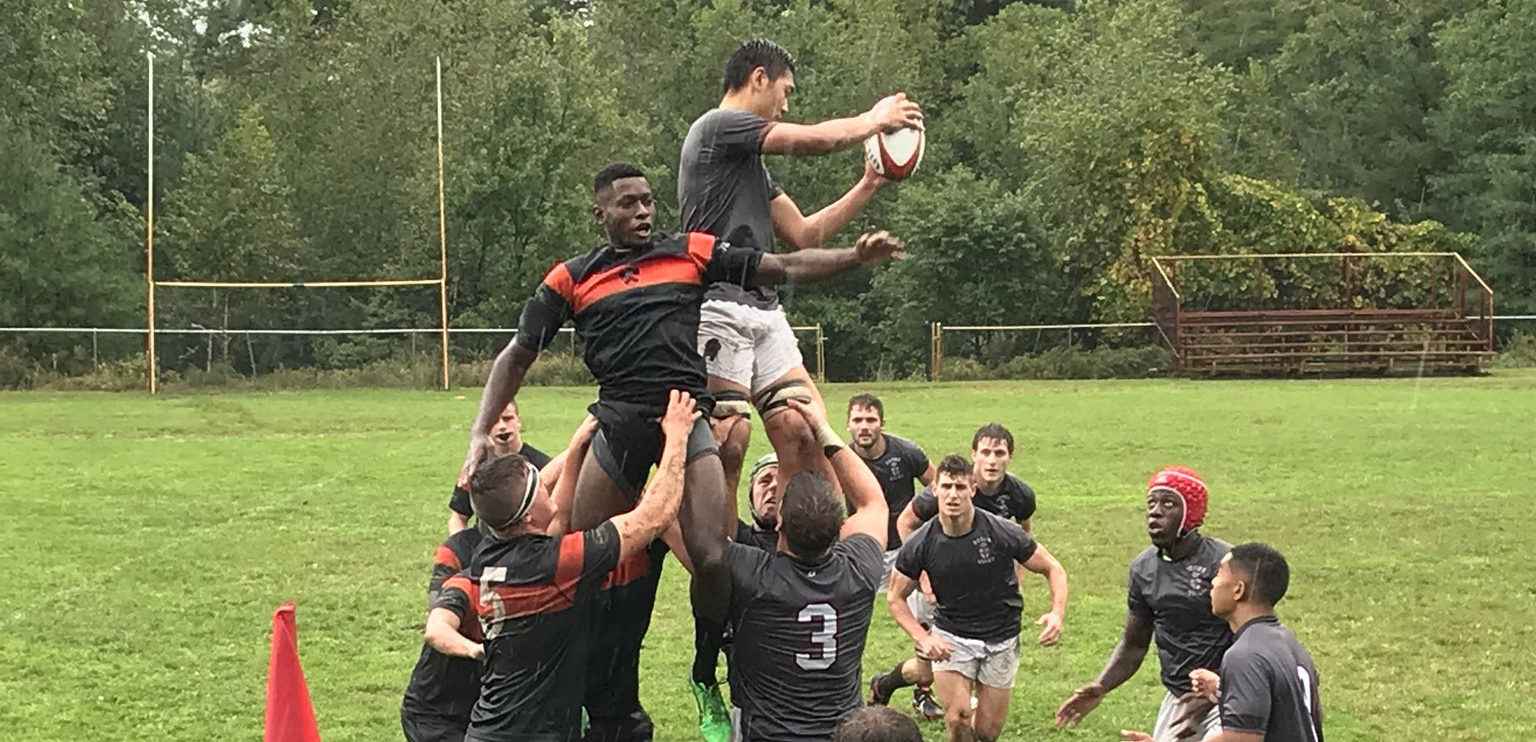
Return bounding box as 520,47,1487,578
2,0,1528,383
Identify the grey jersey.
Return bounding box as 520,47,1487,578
1127,536,1233,695
726,534,885,742
1220,616,1324,742
678,107,784,310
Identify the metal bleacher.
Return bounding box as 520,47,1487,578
1150,253,1495,375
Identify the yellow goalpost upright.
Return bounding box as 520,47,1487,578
142,54,453,393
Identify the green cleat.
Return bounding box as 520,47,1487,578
689,678,731,742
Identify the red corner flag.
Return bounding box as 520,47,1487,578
264,602,322,742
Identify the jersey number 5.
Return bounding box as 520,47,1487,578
479,567,508,639
796,603,838,671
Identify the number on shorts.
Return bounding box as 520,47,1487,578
479,566,508,639
797,603,838,671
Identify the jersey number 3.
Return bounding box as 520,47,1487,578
796,603,838,671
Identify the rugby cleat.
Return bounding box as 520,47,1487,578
689,678,731,742
912,686,944,721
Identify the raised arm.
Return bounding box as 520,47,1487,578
761,93,923,156
752,230,906,286
783,399,887,549
770,166,885,253
547,415,599,536
459,274,572,485
608,391,697,561
1055,611,1154,728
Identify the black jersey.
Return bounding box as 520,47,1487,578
735,519,780,552
449,443,550,518
896,510,1038,643
911,473,1036,525
855,434,930,548
726,535,885,742
513,232,762,418
1127,536,1233,695
402,529,485,721
462,523,622,742
678,107,783,310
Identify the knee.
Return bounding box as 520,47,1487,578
944,704,973,736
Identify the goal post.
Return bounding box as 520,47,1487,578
143,54,453,393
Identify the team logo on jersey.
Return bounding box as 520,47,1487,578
619,265,641,285
886,458,903,479
975,535,994,564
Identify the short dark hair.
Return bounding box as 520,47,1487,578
971,423,1014,454
469,452,531,531
1228,542,1291,606
835,706,922,742
593,162,645,196
722,39,796,94
778,471,844,558
847,393,884,419
935,454,972,480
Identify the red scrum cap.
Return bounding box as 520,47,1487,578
1147,466,1208,536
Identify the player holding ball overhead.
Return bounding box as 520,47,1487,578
678,40,923,736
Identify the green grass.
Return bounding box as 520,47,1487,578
2,374,1534,742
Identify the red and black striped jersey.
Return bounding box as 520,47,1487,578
464,522,623,742
402,529,486,721
513,232,762,416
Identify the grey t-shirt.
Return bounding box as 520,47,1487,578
726,534,884,742
678,107,784,310
1127,536,1233,695
1220,616,1324,742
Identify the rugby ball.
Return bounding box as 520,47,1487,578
864,126,925,181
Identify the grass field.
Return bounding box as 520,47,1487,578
2,375,1534,742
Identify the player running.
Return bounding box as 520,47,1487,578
678,37,923,519
457,163,906,742
447,400,552,534
450,390,693,742
1122,543,1322,742
874,424,1034,716
723,399,889,742
888,455,1068,742
1055,467,1232,740
401,523,488,742
897,423,1035,534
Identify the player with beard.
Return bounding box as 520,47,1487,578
1055,467,1231,740
736,453,783,552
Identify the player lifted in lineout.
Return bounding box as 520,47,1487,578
458,163,907,740
677,38,922,733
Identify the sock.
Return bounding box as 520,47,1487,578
877,663,910,698
691,618,725,685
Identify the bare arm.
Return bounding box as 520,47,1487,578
896,500,923,542
458,342,538,485
888,571,952,661
782,399,887,548
447,510,469,535
917,462,936,487
760,93,923,156
607,391,696,561
1098,612,1154,691
424,607,484,660
1023,543,1069,620
547,416,598,536
770,173,883,253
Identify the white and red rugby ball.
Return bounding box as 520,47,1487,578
864,126,925,180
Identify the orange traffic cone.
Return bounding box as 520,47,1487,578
264,602,322,742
